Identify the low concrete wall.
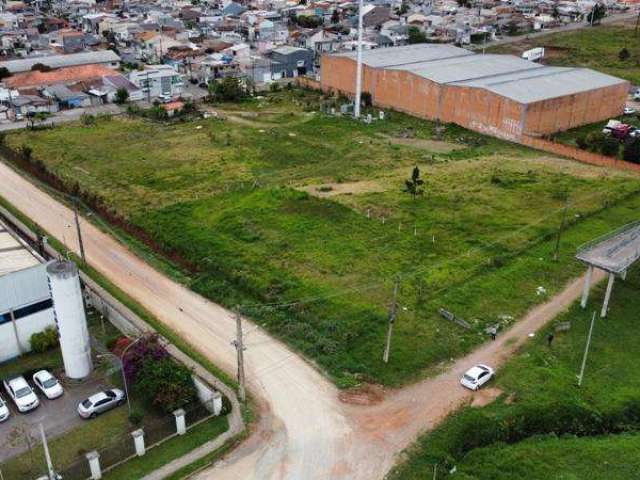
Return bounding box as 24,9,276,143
521,136,640,173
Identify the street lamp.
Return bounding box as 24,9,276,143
97,335,144,416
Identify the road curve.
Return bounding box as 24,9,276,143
0,159,607,479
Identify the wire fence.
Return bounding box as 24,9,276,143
0,401,216,480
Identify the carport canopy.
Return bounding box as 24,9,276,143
576,221,640,317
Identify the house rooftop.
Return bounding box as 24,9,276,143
5,64,116,89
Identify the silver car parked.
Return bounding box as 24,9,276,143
77,389,125,419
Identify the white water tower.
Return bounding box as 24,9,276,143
47,260,93,379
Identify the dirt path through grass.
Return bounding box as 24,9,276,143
344,268,606,476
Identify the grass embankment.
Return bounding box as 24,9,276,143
5,91,640,386
488,24,640,85
389,270,640,479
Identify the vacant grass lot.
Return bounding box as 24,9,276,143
6,91,640,386
489,24,640,85
389,270,640,479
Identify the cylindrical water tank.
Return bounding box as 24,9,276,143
47,260,92,379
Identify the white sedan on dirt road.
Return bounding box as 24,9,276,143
460,364,495,391
33,370,64,400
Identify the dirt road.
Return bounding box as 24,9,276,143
0,159,605,479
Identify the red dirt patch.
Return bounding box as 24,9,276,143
470,387,503,407
339,384,385,406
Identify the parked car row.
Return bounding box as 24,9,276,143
1,370,61,419
1,369,126,422
602,119,640,140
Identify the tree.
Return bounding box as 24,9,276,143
136,357,197,413
551,5,560,20
115,87,130,104
0,67,11,80
618,47,630,61
404,165,425,199
295,15,323,28
331,9,340,24
624,137,640,163
586,3,606,25
210,76,247,102
408,26,428,44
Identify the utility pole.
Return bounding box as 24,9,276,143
553,197,569,261
354,0,364,118
233,307,246,402
382,277,400,363
73,198,86,263
39,423,56,480
577,311,596,387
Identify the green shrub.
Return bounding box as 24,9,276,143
30,327,58,353
575,135,588,150
600,136,620,156
128,409,144,425
136,357,197,413
219,395,232,415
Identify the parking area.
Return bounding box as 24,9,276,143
0,371,114,463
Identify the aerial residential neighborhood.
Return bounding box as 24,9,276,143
0,0,639,478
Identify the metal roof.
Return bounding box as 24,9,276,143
0,221,40,277
333,43,473,68
330,44,628,105
462,67,628,104
0,50,121,73
576,221,640,274
391,54,544,85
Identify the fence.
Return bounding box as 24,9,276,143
521,135,640,174
57,401,214,480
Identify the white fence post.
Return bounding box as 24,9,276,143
212,391,222,416
174,408,186,435
131,429,146,456
86,451,102,480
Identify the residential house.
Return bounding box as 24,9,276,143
128,65,184,100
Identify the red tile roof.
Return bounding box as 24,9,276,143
5,64,115,89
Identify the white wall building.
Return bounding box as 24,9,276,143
0,222,55,363
129,65,184,100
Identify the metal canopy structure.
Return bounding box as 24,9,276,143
576,221,640,317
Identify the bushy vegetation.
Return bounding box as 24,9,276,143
389,271,640,479
116,334,197,413
30,326,58,353
6,90,640,386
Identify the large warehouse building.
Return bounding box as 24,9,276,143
320,44,629,141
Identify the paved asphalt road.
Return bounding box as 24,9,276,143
0,150,609,478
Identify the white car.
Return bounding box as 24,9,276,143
634,91,640,101
32,370,64,400
4,376,39,413
460,364,495,391
623,107,637,115
0,394,10,422
78,389,125,419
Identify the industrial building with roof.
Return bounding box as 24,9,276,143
320,44,629,141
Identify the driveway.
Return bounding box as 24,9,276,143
0,160,609,479
0,375,110,463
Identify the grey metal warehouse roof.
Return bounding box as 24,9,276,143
0,50,121,73
334,44,472,68
462,67,628,104
391,54,544,85
330,44,628,105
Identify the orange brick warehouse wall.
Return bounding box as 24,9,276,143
320,54,629,141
